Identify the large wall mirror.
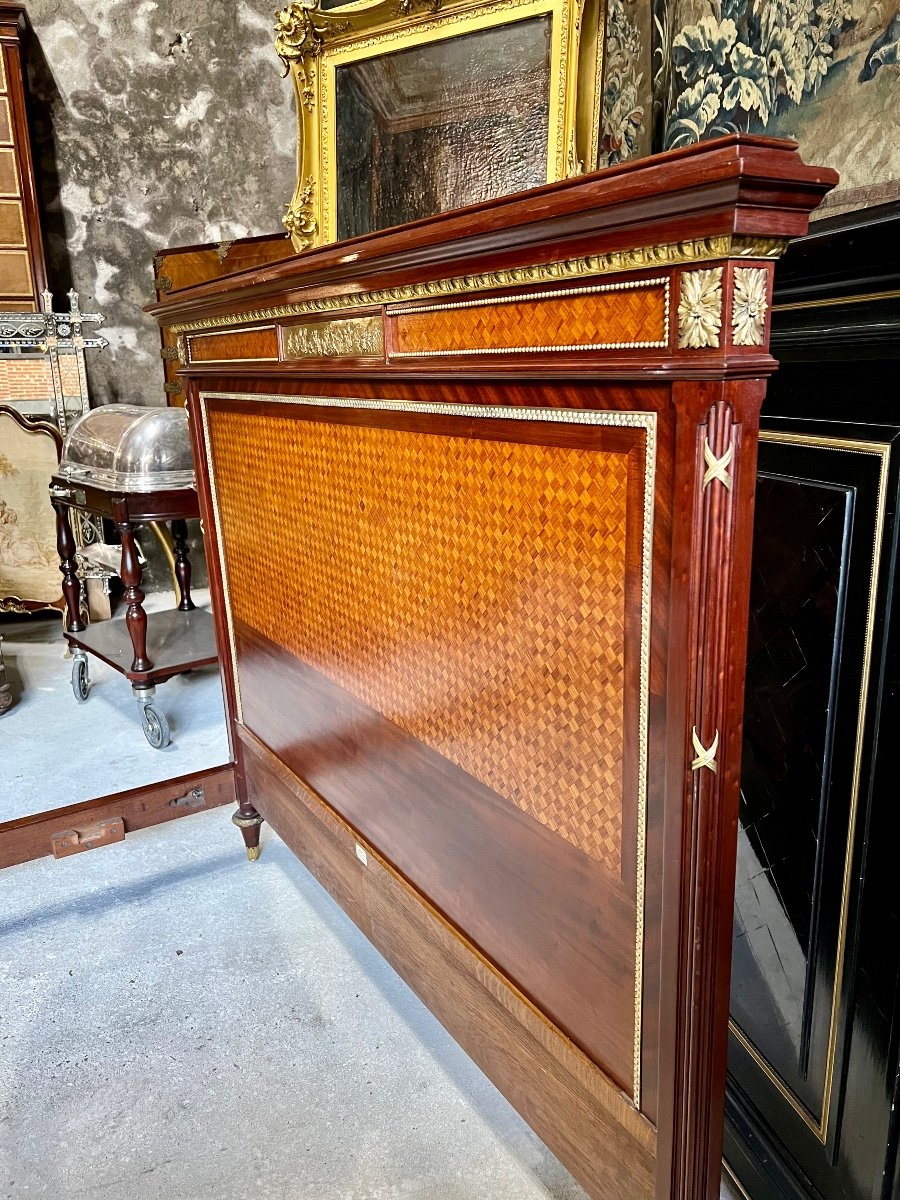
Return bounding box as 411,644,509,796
276,0,606,250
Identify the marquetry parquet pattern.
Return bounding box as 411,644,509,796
390,283,668,356
209,407,632,869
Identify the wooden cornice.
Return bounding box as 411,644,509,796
0,3,28,41
148,135,838,332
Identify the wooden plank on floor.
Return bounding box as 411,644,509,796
0,763,236,869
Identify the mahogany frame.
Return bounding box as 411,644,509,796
148,134,837,1200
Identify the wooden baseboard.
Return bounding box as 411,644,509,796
238,725,656,1200
0,763,236,869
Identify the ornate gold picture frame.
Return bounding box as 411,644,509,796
275,0,606,252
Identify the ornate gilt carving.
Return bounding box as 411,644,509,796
274,2,350,69
232,812,264,829
283,176,319,251
172,235,788,338
731,265,769,346
691,726,719,773
678,267,723,349
397,0,443,13
152,254,173,295
283,315,384,359
702,438,734,492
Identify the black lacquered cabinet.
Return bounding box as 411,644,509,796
725,207,900,1200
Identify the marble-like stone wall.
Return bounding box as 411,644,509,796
23,1,297,406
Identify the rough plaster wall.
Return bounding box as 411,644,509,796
23,0,297,407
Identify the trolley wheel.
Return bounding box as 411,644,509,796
141,702,171,750
71,655,90,703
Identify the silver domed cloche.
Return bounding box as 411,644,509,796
59,403,195,493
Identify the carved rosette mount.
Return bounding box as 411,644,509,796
731,265,770,346
678,267,723,349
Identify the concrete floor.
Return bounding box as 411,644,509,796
0,809,741,1200
1,809,591,1199
0,591,230,822
1,610,740,1199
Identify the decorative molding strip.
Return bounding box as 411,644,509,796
678,267,723,349
731,266,769,347
232,812,264,829
702,439,734,492
283,314,384,359
170,235,787,337
691,726,719,773
388,276,666,316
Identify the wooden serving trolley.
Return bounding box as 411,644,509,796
49,404,218,748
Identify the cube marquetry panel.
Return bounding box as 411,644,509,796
390,281,668,357
208,405,637,871
187,326,279,363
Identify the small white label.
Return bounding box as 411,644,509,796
355,842,368,866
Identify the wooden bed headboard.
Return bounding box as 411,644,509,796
149,134,837,1200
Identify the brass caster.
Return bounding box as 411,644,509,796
246,845,261,862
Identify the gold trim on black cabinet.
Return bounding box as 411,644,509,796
730,430,892,1144
772,287,900,314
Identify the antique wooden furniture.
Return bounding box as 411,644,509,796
0,3,46,312
0,403,62,615
153,233,293,406
724,206,900,1199
50,405,217,749
0,765,237,868
149,134,835,1200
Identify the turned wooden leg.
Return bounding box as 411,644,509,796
232,805,264,861
171,519,195,612
116,518,151,672
53,501,85,634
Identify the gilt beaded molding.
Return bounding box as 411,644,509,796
169,234,787,337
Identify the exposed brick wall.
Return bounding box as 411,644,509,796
0,355,80,402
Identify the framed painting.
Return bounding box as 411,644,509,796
274,0,607,250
